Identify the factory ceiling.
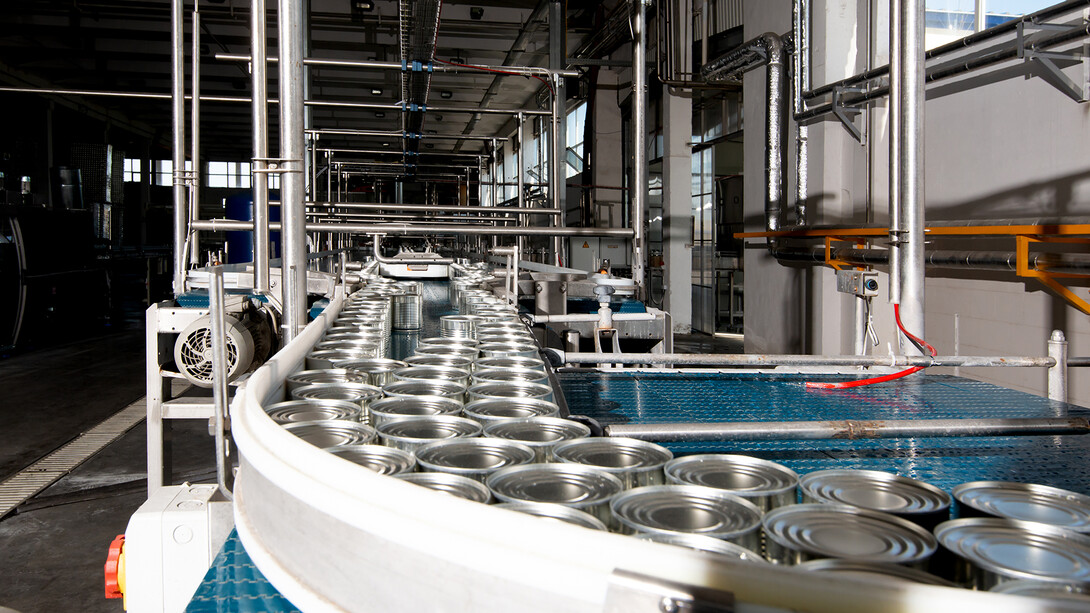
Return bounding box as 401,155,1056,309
0,0,616,165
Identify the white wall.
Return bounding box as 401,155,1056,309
741,0,1090,406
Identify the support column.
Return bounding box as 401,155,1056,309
631,0,649,300
171,0,187,295
549,0,567,266
662,3,692,333
252,0,270,292
278,0,308,342
516,112,526,258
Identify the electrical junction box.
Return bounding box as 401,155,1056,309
122,484,234,613
836,270,879,297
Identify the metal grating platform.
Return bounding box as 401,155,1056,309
558,371,1090,495
185,530,300,613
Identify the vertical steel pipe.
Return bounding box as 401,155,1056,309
792,0,809,225
1049,330,1069,403
491,138,499,251
889,0,902,305
517,112,526,258
549,0,566,266
252,0,270,293
895,0,926,352
171,0,187,295
208,267,234,500
631,0,649,297
764,35,784,233
278,0,307,342
190,7,201,267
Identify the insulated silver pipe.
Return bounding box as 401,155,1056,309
251,0,270,293
606,418,1090,442
551,351,1054,368
278,0,307,342
191,219,635,237
889,0,902,305
896,0,927,352
190,8,201,267
792,0,809,225
171,0,187,295
631,0,649,296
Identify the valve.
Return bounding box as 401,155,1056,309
104,534,126,602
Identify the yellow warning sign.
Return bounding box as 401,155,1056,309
582,241,590,249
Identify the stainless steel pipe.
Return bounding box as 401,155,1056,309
208,267,234,500
213,53,580,77
251,0,270,293
190,7,201,267
278,0,307,342
171,0,187,295
551,350,1054,368
605,418,1090,442
631,0,649,295
191,219,635,237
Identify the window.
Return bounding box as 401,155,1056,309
565,101,587,179
123,158,142,183
153,160,192,187
207,161,252,189
925,0,1057,49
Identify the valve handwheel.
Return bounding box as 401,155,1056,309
104,534,125,600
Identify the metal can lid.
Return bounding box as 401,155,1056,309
286,369,371,391
554,438,673,474
414,345,479,359
472,368,548,384
484,417,591,446
464,398,559,422
334,358,407,373
795,559,955,586
800,469,950,516
486,463,623,509
369,396,463,420
633,532,767,563
291,382,384,404
935,517,1090,584
497,502,608,531
421,336,480,347
475,356,546,372
376,415,482,444
990,579,1090,602
264,399,362,424
953,481,1090,532
468,381,552,400
326,444,416,475
763,503,936,564
397,472,492,503
665,454,798,497
406,355,476,369
283,420,377,448
415,438,535,474
611,485,763,540
383,379,467,398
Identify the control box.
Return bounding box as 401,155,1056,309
836,270,879,297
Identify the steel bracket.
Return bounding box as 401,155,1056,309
604,569,734,613
830,86,865,141
1017,20,1089,102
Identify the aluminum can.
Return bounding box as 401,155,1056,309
415,438,536,482
990,579,1090,603
795,559,956,586
762,503,937,566
477,342,539,359
953,481,1090,533
463,398,559,426
484,417,591,462
471,368,548,385
554,438,673,489
368,396,463,427
383,379,467,403
333,358,407,387
306,348,373,370
634,532,767,564
283,420,377,448
611,485,763,550
393,365,472,387
264,399,362,424
800,469,951,529
468,381,553,403
376,415,482,453
665,454,797,512
487,463,624,528
414,345,479,360
475,355,546,373
325,444,416,476
285,369,370,393
406,354,477,372
934,517,1090,589
291,382,384,419
497,502,608,531
397,472,492,503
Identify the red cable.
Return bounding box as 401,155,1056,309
431,56,555,96
805,304,936,390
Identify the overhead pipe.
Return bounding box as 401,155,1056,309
170,0,187,295
531,313,656,323
213,53,579,78
702,34,785,232
771,246,1090,276
300,202,560,215
893,0,927,354
631,0,650,294
251,0,270,293
191,219,635,237
307,128,506,142
606,417,1090,442
548,350,1054,368
278,0,307,342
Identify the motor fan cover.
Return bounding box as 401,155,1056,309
173,314,256,388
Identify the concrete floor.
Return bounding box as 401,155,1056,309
0,327,217,613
